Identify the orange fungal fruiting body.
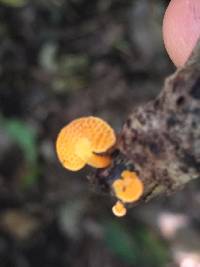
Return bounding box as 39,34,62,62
113,170,143,203
112,201,127,217
56,116,116,171
112,170,143,217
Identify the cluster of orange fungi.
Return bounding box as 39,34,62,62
112,170,144,217
56,116,143,217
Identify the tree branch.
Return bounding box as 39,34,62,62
91,38,200,203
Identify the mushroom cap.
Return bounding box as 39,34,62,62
56,116,116,171
113,170,143,203
112,201,127,217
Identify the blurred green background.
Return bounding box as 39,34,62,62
1,1,200,267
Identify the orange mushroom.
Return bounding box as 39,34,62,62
112,201,127,217
112,170,143,203
56,116,116,171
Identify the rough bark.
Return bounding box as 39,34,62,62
91,38,200,204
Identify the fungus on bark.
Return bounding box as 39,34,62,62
55,39,200,216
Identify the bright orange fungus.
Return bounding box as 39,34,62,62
113,170,143,203
112,201,127,217
56,116,116,171
112,170,143,217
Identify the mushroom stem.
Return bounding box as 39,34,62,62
87,153,111,168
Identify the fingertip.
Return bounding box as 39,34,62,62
163,0,200,67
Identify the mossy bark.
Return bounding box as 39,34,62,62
92,38,200,203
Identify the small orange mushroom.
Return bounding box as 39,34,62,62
112,201,127,217
56,116,116,171
112,170,143,203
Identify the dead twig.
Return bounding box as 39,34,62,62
92,38,200,203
